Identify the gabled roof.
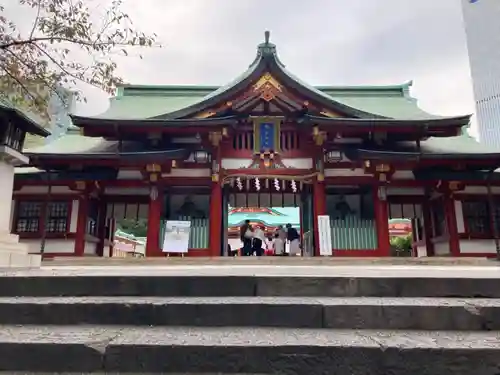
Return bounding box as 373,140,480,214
23,127,189,162
74,31,456,124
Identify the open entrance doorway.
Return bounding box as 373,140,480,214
221,182,313,256
388,202,424,257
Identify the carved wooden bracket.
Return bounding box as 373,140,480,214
312,126,327,145
209,131,223,146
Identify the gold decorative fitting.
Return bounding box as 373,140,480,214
375,164,390,172
317,173,325,182
195,110,216,119
315,133,326,146
449,181,461,191
211,174,219,182
313,126,319,136
171,160,177,168
149,173,158,182
253,72,282,102
146,163,161,173
75,181,86,190
209,131,223,146
226,101,232,107
364,160,371,168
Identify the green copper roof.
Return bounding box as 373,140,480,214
419,134,500,155
24,128,108,154
91,82,440,121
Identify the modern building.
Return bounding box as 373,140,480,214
11,33,500,258
462,0,500,147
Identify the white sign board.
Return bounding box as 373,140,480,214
162,220,191,254
317,215,333,256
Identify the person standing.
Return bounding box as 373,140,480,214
286,223,301,256
252,224,266,256
240,220,253,256
273,225,287,256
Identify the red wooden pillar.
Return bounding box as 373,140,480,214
374,186,390,256
444,194,460,256
95,199,107,257
421,198,435,256
74,193,89,256
312,177,326,256
209,180,222,257
146,186,163,257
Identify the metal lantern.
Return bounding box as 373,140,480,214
193,150,209,163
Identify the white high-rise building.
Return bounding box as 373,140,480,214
462,0,500,148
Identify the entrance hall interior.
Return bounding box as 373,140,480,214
225,191,301,255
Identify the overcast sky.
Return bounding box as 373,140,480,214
10,0,476,133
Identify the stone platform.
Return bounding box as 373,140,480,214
1,264,500,374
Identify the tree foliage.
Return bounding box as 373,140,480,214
0,0,158,117
117,218,148,238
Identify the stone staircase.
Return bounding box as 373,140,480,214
0,269,500,374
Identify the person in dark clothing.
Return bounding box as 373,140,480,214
240,219,253,256
252,224,265,256
286,223,301,256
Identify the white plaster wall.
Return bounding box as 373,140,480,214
70,200,79,232
20,239,75,253
165,168,211,177
456,186,500,194
0,162,14,233
434,242,451,255
84,240,97,255
221,159,251,169
282,158,313,169
416,245,427,257
455,200,465,233
391,171,415,180
459,239,497,254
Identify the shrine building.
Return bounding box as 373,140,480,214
11,32,500,258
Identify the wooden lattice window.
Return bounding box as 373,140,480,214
16,202,42,233
15,201,70,234
46,202,69,233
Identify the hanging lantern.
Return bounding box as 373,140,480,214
274,178,280,191
291,180,297,193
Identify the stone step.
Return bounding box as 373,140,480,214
0,296,499,331
0,325,499,374
44,256,497,266
1,273,500,297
